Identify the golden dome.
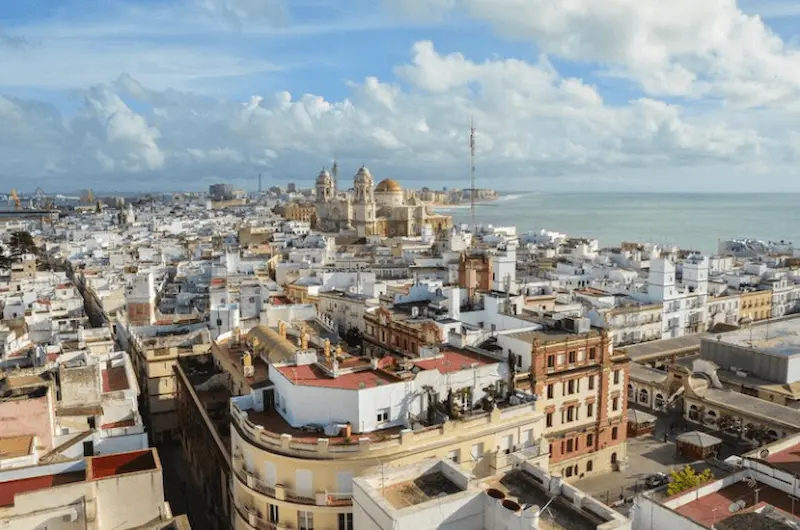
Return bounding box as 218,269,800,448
375,178,402,193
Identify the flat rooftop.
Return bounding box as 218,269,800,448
674,479,797,528
506,326,600,345
89,449,158,480
484,470,601,530
715,316,800,356
0,470,85,507
620,334,704,360
412,348,496,374
765,441,800,475
101,365,129,393
277,362,400,389
0,435,34,460
382,470,464,509
244,404,404,441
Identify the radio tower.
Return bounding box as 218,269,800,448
469,120,477,239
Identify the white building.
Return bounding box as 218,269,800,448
353,456,629,530
647,257,708,339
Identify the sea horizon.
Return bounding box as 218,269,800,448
439,192,797,253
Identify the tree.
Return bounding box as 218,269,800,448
667,465,714,496
8,231,37,258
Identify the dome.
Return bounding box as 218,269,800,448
376,178,402,193
316,168,332,185
354,166,372,183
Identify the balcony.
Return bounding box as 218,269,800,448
234,467,353,507
236,505,284,530
231,395,541,459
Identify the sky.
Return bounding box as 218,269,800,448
4,0,800,192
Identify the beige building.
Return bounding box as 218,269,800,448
738,288,772,322
116,313,211,443
315,290,376,334
0,448,191,530
215,325,548,530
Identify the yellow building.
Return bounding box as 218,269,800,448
218,326,548,530
739,288,772,322
282,202,317,226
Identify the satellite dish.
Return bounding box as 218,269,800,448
760,449,770,459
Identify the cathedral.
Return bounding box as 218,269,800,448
315,163,452,238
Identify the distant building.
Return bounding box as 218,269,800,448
287,182,297,193
209,183,233,201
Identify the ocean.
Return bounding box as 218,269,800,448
437,193,800,253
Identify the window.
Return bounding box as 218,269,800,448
447,449,460,463
568,380,575,394
589,347,596,360
587,433,594,447
612,397,619,411
547,355,555,368
612,427,618,440
298,511,314,530
568,350,576,363
471,443,484,460
338,513,354,530
565,466,573,477
613,370,620,384
269,504,280,523
566,439,574,452
376,408,389,423
546,412,553,427
586,460,593,472
547,384,554,399
587,403,594,417
567,406,575,422
588,375,594,390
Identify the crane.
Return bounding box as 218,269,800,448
9,189,20,210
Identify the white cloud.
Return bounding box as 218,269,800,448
389,0,800,108
0,42,772,191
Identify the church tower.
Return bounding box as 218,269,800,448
315,168,333,203
353,166,376,236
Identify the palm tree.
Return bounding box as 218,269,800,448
8,231,37,258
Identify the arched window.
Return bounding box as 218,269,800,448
655,393,665,410
639,388,649,404
611,452,618,465
689,405,699,421
705,410,717,425
627,384,634,401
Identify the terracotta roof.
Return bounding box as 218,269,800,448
276,363,399,390
0,471,85,507
101,366,129,393
89,449,156,480
413,349,495,374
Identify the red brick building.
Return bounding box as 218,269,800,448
515,327,629,479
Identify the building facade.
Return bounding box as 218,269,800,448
524,328,629,479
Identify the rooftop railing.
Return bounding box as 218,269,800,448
230,395,540,459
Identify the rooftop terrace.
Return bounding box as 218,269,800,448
382,470,464,509
715,315,800,356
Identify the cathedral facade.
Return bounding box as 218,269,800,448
315,164,452,238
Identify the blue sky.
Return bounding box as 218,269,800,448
3,0,800,192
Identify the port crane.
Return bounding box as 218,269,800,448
9,189,20,210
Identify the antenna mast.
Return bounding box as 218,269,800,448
469,120,476,240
